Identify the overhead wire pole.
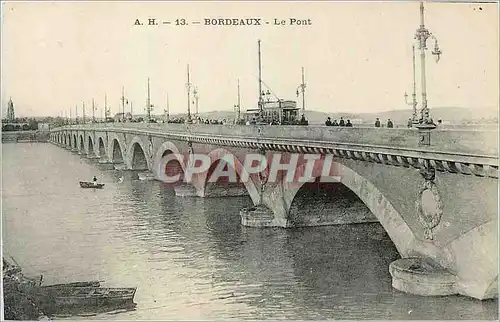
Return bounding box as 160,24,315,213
121,86,125,121
301,67,306,114
165,93,170,122
234,79,241,124
186,64,191,123
82,101,86,123
92,98,95,123
104,93,108,120
257,39,263,121
146,77,151,122
237,79,241,123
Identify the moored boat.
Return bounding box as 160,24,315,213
42,281,101,289
79,181,105,189
36,286,137,312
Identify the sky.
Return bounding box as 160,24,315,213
1,1,498,117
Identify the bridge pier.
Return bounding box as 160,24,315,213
49,124,498,301
240,205,276,227
174,183,200,197
389,257,457,296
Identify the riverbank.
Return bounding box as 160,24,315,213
3,259,47,320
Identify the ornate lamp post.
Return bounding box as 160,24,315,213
193,86,199,122
414,1,442,144
121,87,129,122
415,2,442,126
404,45,419,125
296,67,306,116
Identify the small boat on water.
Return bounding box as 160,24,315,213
138,172,155,181
37,287,137,312
79,181,105,189
4,257,136,316
42,281,101,289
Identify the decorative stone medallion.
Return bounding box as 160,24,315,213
416,180,443,240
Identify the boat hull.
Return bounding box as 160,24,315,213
42,281,101,289
79,181,105,189
34,287,136,314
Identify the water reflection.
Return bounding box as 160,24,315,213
2,144,498,320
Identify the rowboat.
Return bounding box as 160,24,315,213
138,172,155,181
35,287,137,313
42,281,101,289
79,181,105,189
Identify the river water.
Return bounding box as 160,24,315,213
2,143,497,320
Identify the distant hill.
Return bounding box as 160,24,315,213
165,106,498,126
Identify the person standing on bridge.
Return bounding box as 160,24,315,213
375,118,381,128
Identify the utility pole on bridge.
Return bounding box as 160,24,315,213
186,64,192,123
405,45,419,125
82,101,86,124
234,79,241,124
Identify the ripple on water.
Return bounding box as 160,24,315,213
2,144,498,320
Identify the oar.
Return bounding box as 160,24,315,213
9,255,20,267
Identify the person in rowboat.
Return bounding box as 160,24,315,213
93,176,98,186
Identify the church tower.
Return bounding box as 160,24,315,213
7,97,15,121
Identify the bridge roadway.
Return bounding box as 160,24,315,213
49,123,498,301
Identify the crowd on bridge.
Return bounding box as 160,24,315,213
374,118,394,128
324,117,353,127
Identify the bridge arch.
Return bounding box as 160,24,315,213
87,135,95,157
280,160,415,257
79,135,85,153
153,141,185,181
108,133,126,164
97,136,107,160
126,136,151,170
199,148,259,204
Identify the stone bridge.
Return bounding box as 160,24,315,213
49,123,498,300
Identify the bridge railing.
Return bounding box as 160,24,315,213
52,123,498,157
